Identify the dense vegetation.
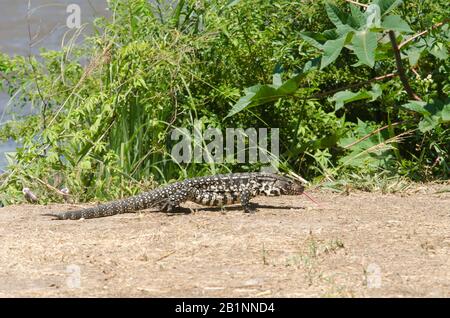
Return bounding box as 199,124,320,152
0,0,448,204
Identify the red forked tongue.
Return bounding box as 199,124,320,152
302,191,321,205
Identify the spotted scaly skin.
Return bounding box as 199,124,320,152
44,172,304,220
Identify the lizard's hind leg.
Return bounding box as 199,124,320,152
240,189,257,213
158,189,191,212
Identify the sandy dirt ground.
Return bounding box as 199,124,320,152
0,185,449,298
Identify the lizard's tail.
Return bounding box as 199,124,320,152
43,209,97,220
43,192,161,220
43,202,129,220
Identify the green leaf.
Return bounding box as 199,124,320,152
225,73,308,118
337,24,356,36
401,101,429,116
330,84,382,111
272,73,282,88
4,152,16,166
370,83,383,100
418,116,437,132
322,29,340,40
349,4,366,29
338,119,394,169
226,0,241,7
430,42,449,60
365,4,381,28
402,99,450,132
299,32,324,49
277,74,305,95
351,30,377,67
442,103,450,122
320,36,347,70
80,160,92,170
405,42,426,66
330,90,372,111
225,85,273,118
324,2,355,35
374,0,403,15
325,2,347,29
381,15,413,33
299,30,341,49
303,57,321,73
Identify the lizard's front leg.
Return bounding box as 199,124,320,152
240,189,257,213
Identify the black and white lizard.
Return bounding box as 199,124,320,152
44,172,304,220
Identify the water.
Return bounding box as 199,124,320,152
0,0,109,168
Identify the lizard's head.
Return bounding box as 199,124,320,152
275,176,305,195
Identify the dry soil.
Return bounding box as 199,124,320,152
0,185,449,297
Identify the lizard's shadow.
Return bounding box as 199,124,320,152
159,203,304,215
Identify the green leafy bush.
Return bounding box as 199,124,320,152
0,0,448,204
